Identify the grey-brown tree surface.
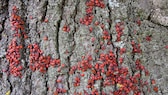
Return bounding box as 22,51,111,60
0,0,168,95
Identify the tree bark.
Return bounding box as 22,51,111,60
0,0,168,95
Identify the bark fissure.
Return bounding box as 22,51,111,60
66,56,71,94
41,0,48,22
0,19,6,40
45,74,48,95
160,88,164,95
0,0,9,40
107,2,112,31
20,0,28,69
7,77,13,94
43,1,49,95
73,0,80,24
29,74,32,95
65,1,79,94
56,0,66,58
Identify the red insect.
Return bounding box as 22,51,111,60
146,36,151,41
89,27,93,32
80,73,85,77
43,36,48,41
62,25,70,32
151,79,156,85
44,18,48,23
153,86,158,92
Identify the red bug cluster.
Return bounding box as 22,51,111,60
135,59,145,71
91,89,99,95
119,47,126,64
69,0,158,94
62,24,70,32
54,88,67,95
28,44,60,73
70,56,93,75
10,6,27,38
80,0,105,26
69,48,156,95
86,0,105,8
6,38,23,77
73,76,81,87
74,92,82,95
131,41,142,53
6,6,27,78
53,76,68,95
115,22,124,42
119,48,126,55
102,30,110,40
10,6,24,32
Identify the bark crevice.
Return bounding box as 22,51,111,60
0,0,9,40
56,0,66,58
41,0,48,22
7,77,13,94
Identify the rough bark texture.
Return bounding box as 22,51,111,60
0,0,168,95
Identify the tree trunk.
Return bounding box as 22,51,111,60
0,0,168,95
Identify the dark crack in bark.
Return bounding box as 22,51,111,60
41,0,48,22
0,0,8,40
107,2,112,31
45,74,48,95
66,56,71,94
29,73,32,95
73,0,80,24
42,1,49,95
66,0,79,94
20,0,28,69
56,0,66,58
0,19,6,41
7,77,13,94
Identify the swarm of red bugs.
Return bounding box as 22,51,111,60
80,0,105,26
69,49,156,94
102,30,111,40
6,6,27,77
131,41,142,53
6,3,159,95
115,22,124,42
10,6,28,38
6,38,23,77
73,76,81,87
28,44,60,73
10,6,25,32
